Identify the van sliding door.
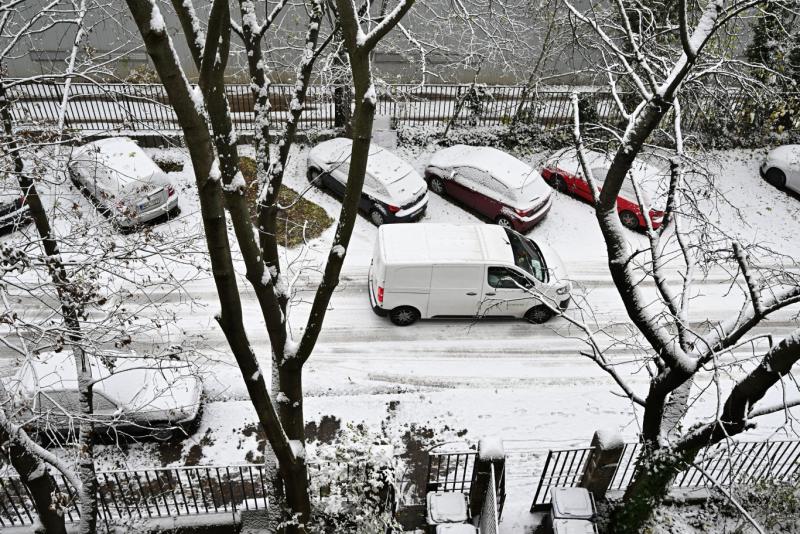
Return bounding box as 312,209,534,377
427,265,483,317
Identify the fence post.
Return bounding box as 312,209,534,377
579,430,624,501
469,437,505,519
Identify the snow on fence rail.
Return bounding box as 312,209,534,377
531,439,800,509
0,464,269,528
478,464,500,534
6,81,765,136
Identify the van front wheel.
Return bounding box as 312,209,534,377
525,305,553,324
390,306,420,326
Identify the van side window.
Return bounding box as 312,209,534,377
487,267,532,289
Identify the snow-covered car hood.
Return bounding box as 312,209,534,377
535,241,569,287
766,145,800,165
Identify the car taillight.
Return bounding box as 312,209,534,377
377,286,384,303
387,205,400,213
515,207,533,217
167,185,176,197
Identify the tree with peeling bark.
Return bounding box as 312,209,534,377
122,0,414,529
551,0,800,531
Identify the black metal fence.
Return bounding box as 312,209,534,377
531,439,800,509
426,451,477,494
8,81,759,136
425,450,507,522
0,464,269,528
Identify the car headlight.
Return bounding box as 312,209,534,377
556,285,570,295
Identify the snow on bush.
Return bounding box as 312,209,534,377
305,424,402,534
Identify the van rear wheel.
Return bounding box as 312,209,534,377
370,207,386,226
525,305,553,324
390,306,419,326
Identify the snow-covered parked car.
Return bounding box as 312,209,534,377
7,351,203,441
0,183,30,233
761,145,800,194
425,145,552,232
541,148,665,230
306,138,428,226
69,137,179,229
369,223,572,325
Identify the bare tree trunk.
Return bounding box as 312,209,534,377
0,79,97,533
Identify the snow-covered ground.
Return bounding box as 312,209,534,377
1,142,799,532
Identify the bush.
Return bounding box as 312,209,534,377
238,157,334,249
305,424,402,534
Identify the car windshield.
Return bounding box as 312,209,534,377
503,228,546,282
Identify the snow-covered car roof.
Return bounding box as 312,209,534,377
428,145,545,190
70,137,168,191
14,351,201,412
378,223,514,265
309,138,420,186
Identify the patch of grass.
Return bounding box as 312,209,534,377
239,156,334,248
152,155,184,173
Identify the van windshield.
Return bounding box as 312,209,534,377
504,228,546,282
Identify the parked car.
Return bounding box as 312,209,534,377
69,137,179,229
425,145,553,232
540,148,665,230
307,138,428,226
761,145,800,194
369,223,572,326
7,351,203,441
0,185,30,233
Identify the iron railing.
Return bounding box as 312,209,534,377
426,451,477,494
531,439,800,509
0,464,270,528
9,81,773,136
425,450,506,522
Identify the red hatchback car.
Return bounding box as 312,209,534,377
425,145,553,232
540,149,665,230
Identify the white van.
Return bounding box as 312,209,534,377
368,224,572,326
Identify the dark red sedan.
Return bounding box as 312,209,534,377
540,149,665,230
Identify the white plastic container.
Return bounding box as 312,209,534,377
426,492,469,524
552,518,598,534
550,487,595,520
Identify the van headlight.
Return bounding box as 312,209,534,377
556,285,570,295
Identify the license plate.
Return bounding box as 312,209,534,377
138,197,160,211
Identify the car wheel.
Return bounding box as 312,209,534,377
390,306,420,326
764,168,787,189
307,168,323,188
555,175,569,193
525,305,554,324
429,176,445,195
496,216,514,229
619,210,640,230
369,207,386,226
